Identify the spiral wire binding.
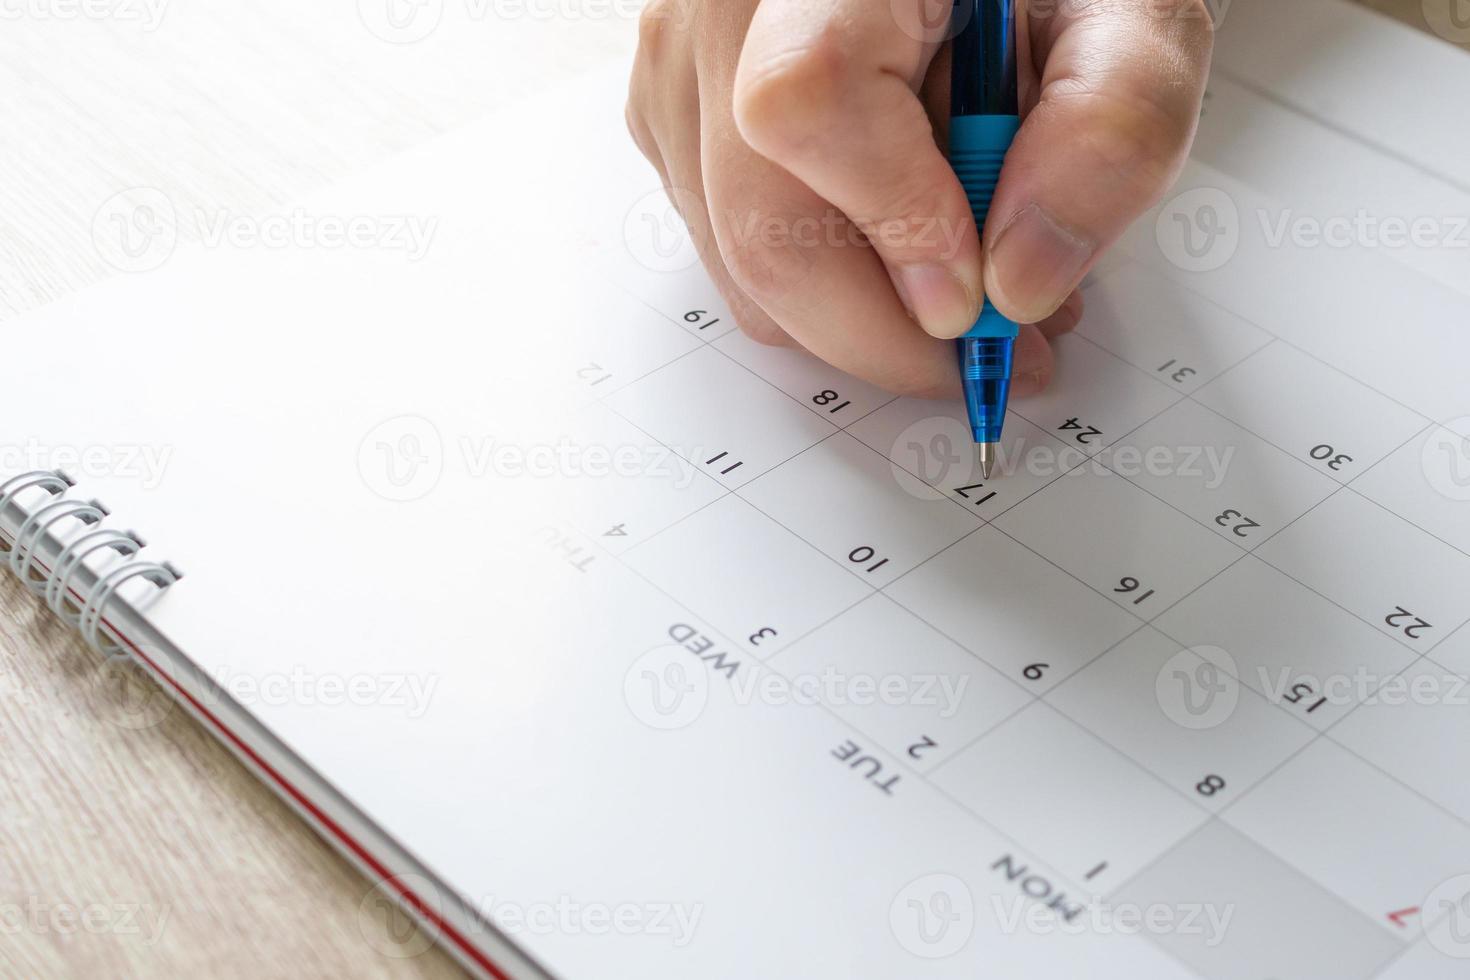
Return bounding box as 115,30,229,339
0,469,182,656
11,497,108,591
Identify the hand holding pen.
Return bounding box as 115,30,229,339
626,0,1214,424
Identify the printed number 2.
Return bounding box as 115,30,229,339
1215,510,1261,538
1386,607,1433,639
1059,418,1102,445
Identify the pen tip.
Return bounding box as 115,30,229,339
978,442,998,480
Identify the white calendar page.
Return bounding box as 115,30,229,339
4,4,1470,978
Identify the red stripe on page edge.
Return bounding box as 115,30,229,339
5,535,517,980
111,626,516,980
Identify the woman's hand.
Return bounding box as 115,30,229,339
626,0,1215,398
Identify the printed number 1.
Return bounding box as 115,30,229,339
813,390,851,415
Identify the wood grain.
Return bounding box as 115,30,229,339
0,2,1452,978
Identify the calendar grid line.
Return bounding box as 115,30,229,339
587,404,735,547
1066,312,1272,412
920,620,1155,780
584,358,1251,889
603,405,844,559
1078,254,1277,385
702,322,897,434
1211,66,1470,197
1106,245,1439,431
1135,419,1433,702
1102,803,1402,961
588,338,709,407
1102,455,1470,913
1425,615,1470,665
1091,685,1470,969
876,337,1245,626
618,225,1467,601
617,283,713,345
1027,378,1448,658
538,486,1127,916
563,517,1111,908
1135,549,1470,840
1343,479,1470,565
598,248,1470,952
601,294,1470,845
1026,420,1470,900
1209,680,1470,910
991,323,1466,604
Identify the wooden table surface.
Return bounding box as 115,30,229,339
0,1,1454,977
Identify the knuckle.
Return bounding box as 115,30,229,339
734,34,850,155
887,366,955,400
1155,0,1219,39
624,101,657,164
1048,82,1196,196
637,0,676,56
735,309,791,348
719,222,816,308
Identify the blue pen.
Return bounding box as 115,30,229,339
950,0,1020,478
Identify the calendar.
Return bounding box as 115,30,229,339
4,2,1469,978
537,105,1470,980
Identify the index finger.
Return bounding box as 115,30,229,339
732,0,986,341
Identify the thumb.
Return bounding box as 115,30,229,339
984,0,1214,324
733,0,985,340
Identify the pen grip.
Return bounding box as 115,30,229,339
950,114,1022,341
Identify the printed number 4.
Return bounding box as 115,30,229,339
1059,418,1102,445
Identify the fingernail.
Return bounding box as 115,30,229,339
985,204,1095,323
894,262,981,339
1010,370,1049,398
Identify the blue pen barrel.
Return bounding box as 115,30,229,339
951,0,1021,447
950,115,1021,445
958,337,1014,445
949,114,1021,343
